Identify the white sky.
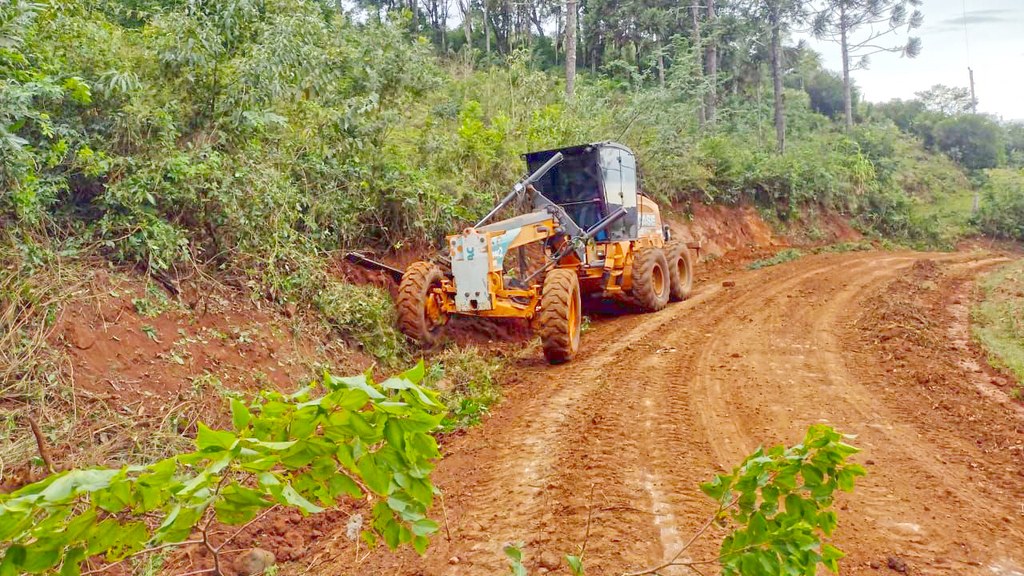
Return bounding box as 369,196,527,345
799,0,1024,120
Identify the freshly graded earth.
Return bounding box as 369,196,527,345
308,251,1024,576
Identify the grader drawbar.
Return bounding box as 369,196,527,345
349,141,699,364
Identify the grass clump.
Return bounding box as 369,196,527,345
313,280,407,365
811,241,874,254
426,345,506,432
748,248,804,270
972,261,1024,397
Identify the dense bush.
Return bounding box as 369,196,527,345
1,0,983,359
976,169,1024,241
934,115,1005,171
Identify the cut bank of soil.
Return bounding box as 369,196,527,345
305,250,1024,576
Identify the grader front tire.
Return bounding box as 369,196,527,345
631,247,671,311
396,261,447,345
665,241,694,301
538,269,582,364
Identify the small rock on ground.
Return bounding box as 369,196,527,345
233,548,276,576
887,555,908,573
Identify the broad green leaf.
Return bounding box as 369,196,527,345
278,483,325,514
196,423,237,451
566,554,583,576
58,547,85,576
84,520,122,556
328,472,363,499
0,545,27,576
357,454,390,495
230,398,253,429
337,389,370,410
336,374,385,399
39,469,119,503
821,543,845,573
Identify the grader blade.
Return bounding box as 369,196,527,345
344,252,405,284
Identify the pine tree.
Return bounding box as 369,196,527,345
810,0,923,129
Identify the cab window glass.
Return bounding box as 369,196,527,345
619,152,637,207
601,148,622,202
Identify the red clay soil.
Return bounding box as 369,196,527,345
0,266,372,490
299,250,1024,576
665,203,862,258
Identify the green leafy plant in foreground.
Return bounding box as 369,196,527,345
627,424,865,576
0,362,445,575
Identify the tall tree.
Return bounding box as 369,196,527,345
934,115,1004,171
458,0,473,56
484,0,491,53
811,0,923,129
565,0,577,97
752,0,806,153
915,84,974,116
769,3,785,152
704,0,718,125
691,1,706,128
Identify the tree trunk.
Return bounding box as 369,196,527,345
770,5,785,153
555,10,561,64
704,0,717,126
656,33,665,87
840,3,853,129
691,2,706,128
459,0,473,53
565,0,577,97
531,5,545,38
484,0,491,54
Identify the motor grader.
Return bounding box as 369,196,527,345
352,141,697,363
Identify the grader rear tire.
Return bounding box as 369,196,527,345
538,269,582,364
665,241,694,301
631,247,670,311
397,261,447,345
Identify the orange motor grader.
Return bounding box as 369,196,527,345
384,141,696,363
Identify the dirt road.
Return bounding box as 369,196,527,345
312,251,1024,576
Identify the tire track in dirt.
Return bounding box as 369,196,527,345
686,253,1024,575
477,256,878,575
429,284,725,574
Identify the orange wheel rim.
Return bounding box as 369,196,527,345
653,265,665,295
425,289,443,328
569,289,580,349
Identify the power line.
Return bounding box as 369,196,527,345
961,0,977,114
961,0,971,65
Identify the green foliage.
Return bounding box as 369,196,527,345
934,115,1005,171
748,248,803,270
915,84,974,116
799,69,858,121
426,345,505,431
700,425,865,575
972,261,1024,388
850,122,975,246
0,0,990,361
312,280,406,363
975,169,1024,241
0,363,445,574
505,542,528,576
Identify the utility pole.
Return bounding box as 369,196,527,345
968,67,977,113
969,67,980,212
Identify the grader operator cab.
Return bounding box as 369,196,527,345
357,141,697,363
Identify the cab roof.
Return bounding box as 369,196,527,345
522,141,634,164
